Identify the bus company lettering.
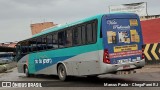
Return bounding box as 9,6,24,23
107,20,117,25
113,25,130,30
35,58,52,64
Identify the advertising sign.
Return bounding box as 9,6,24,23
109,2,147,16
102,14,143,64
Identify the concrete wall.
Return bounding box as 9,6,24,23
140,15,160,64
141,18,160,44
140,15,160,21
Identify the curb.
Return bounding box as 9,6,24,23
145,64,160,68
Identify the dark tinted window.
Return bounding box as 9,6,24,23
73,27,82,45
28,40,32,52
20,41,29,54
58,31,66,48
21,19,97,53
86,24,93,43
37,37,43,51
47,35,53,49
42,36,47,50
81,25,86,44
92,21,97,42
53,33,58,48
66,29,73,47
31,39,37,51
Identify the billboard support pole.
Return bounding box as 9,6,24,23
146,2,149,16
108,6,110,13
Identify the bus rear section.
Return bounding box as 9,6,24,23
101,13,145,74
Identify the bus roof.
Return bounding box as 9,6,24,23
32,14,104,38
19,13,138,43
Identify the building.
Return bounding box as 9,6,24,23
0,42,17,48
31,22,57,35
140,15,160,21
0,42,17,64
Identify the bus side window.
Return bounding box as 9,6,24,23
73,27,82,46
47,35,53,49
42,36,47,50
92,21,97,43
29,46,32,52
31,39,37,52
37,37,43,51
20,41,28,54
53,33,58,49
66,29,73,47
22,47,27,54
58,31,66,48
86,23,93,43
81,25,86,44
28,41,32,52
17,44,22,55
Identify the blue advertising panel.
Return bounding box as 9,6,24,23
102,14,143,64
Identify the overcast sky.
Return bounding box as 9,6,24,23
0,0,160,43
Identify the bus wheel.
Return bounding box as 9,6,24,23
58,64,67,81
24,66,30,77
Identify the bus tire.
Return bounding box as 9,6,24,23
24,66,30,77
57,64,67,81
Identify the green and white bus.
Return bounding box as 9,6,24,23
16,13,145,81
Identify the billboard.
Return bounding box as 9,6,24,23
109,2,147,16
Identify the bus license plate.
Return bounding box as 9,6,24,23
123,65,130,69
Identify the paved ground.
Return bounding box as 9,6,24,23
136,65,160,73
0,65,160,90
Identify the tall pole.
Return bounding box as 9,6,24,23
146,2,148,16
108,6,110,13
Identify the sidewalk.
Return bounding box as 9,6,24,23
144,64,160,68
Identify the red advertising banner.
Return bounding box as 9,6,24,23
109,50,142,58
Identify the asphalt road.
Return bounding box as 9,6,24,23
0,66,160,90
